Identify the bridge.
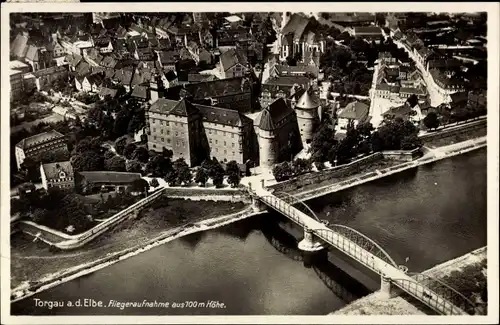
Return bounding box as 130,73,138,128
247,181,479,316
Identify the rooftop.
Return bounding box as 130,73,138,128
41,161,74,180
16,130,65,150
78,171,142,184
338,101,369,121
255,98,295,131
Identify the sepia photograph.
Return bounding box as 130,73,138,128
1,2,498,324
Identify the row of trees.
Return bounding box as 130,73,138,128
272,114,422,182
272,158,313,182
423,101,487,131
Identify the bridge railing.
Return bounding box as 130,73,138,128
391,277,466,315
407,272,478,315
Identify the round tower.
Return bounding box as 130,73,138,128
295,86,320,143
255,107,278,169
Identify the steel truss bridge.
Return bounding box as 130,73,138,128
250,187,479,316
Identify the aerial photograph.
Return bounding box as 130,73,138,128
6,10,490,317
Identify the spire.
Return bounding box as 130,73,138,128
295,86,320,110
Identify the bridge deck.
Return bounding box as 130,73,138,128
255,187,469,316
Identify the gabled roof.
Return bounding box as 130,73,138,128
99,87,118,98
100,56,118,69
353,26,383,35
78,171,142,184
16,130,65,150
149,98,180,114
196,103,252,127
256,98,294,131
11,33,29,58
113,68,134,85
131,85,149,99
158,50,179,64
281,14,312,42
25,45,40,61
338,101,369,121
183,77,251,99
383,103,413,118
41,161,74,180
220,48,248,72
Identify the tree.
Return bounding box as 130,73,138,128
145,153,172,177
123,143,137,160
292,158,312,175
21,157,40,182
401,134,422,150
423,112,440,130
130,178,149,194
165,170,179,186
150,178,159,188
104,150,116,160
226,160,241,188
173,158,192,186
315,160,325,171
194,168,208,187
114,135,128,155
104,155,126,172
71,151,104,172
272,162,294,182
132,146,149,163
209,158,225,188
126,159,142,173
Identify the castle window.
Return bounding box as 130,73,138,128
175,132,179,136
166,121,169,126
161,129,163,134
224,141,226,146
232,143,235,148
154,136,157,140
232,151,235,156
167,139,171,144
161,138,165,142
215,140,218,144
167,130,170,135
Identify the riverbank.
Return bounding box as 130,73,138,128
288,135,486,201
330,247,487,315
10,199,254,296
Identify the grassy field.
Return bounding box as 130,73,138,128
10,198,247,289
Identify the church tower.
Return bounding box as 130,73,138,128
295,86,320,143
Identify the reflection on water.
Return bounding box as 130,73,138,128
11,149,486,315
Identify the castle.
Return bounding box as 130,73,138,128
254,86,321,168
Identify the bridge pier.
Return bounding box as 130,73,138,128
380,274,397,299
298,227,328,268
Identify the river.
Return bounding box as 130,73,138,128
11,149,487,315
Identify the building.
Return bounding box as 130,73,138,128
77,171,142,194
336,101,370,133
30,65,68,91
40,161,75,190
10,60,31,74
146,98,254,166
219,48,250,79
278,13,325,62
15,130,68,170
254,98,303,168
182,77,253,113
382,102,422,125
294,86,321,143
261,75,312,108
10,69,24,100
346,26,383,41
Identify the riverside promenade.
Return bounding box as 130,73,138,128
289,136,486,202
